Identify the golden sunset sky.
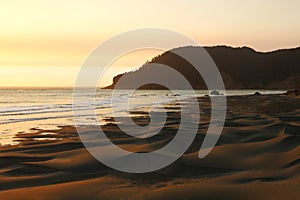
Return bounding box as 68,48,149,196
1,0,299,87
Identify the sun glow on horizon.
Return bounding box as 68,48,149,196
1,0,300,87
0,50,162,88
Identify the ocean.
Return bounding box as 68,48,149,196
0,89,285,145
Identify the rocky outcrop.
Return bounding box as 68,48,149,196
103,46,300,90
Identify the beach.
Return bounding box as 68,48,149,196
1,0,300,199
0,94,299,199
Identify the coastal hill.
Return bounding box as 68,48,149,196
103,46,300,90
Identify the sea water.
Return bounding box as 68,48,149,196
0,89,285,145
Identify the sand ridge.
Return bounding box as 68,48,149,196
0,94,299,199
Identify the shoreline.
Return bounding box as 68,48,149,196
0,91,288,147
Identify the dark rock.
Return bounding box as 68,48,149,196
254,92,262,96
210,90,220,95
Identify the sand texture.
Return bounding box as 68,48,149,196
0,95,299,199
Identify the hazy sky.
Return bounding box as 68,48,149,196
1,0,300,87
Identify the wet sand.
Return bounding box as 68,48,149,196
0,94,299,199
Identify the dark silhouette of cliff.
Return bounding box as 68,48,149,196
103,46,300,90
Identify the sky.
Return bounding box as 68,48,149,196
0,0,300,87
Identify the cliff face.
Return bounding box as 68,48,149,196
103,46,300,90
